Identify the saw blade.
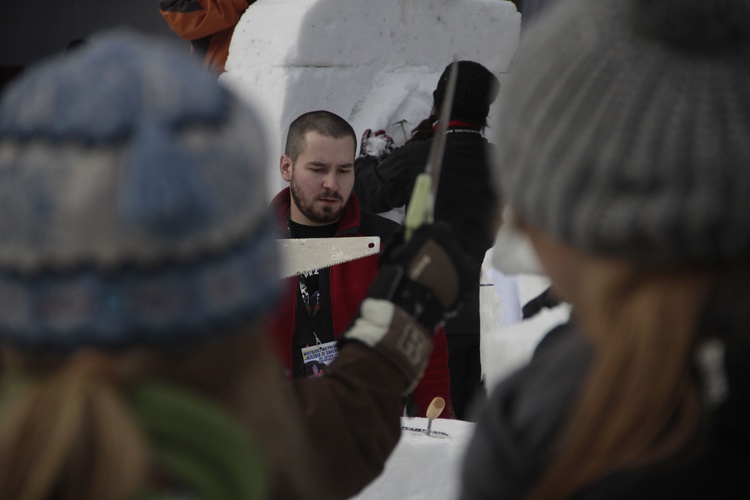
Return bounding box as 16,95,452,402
278,237,381,279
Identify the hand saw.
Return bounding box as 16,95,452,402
403,58,459,241
278,237,380,279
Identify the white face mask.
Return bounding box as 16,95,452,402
490,207,544,275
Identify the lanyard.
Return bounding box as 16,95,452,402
297,279,322,345
287,212,323,345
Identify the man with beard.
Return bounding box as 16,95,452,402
269,110,454,418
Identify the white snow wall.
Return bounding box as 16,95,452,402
222,0,521,197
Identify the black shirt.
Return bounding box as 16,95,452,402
287,219,339,377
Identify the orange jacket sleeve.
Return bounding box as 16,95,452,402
159,0,252,41
159,0,253,72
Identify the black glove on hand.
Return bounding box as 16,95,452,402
359,128,395,162
341,223,477,392
372,222,478,331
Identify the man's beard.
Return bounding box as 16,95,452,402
290,179,346,225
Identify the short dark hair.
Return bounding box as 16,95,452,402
284,110,357,162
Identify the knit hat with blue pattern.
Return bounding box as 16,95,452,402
0,30,280,353
494,0,750,264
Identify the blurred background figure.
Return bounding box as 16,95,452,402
0,30,474,500
462,0,750,498
159,0,255,73
355,60,501,420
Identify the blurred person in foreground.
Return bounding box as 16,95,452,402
0,31,475,500
461,0,750,498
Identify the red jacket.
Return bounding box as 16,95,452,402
269,188,453,418
159,0,253,73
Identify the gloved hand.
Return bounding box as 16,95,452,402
359,128,395,162
374,222,478,329
342,223,477,391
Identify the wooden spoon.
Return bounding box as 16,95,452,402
425,397,445,436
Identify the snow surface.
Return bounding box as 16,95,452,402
352,418,476,500
220,2,565,498
223,0,521,196
480,246,568,389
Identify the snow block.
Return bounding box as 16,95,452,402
223,0,521,196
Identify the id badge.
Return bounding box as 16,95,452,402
301,341,339,378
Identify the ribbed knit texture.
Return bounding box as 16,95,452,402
494,0,750,263
0,31,281,353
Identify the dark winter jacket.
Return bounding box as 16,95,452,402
268,188,454,418
522,286,562,319
460,321,750,499
159,0,254,73
354,128,499,335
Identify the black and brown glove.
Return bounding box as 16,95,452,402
342,223,477,391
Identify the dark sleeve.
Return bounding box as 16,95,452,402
354,143,428,214
522,287,562,320
358,210,401,241
353,155,386,213
290,341,407,499
459,324,592,499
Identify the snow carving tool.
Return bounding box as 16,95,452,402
403,59,459,241
425,396,446,437
393,119,409,143
278,237,380,279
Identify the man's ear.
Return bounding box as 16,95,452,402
280,154,293,182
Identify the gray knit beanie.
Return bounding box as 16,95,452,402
0,30,280,353
494,0,750,264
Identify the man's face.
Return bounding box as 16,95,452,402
280,131,355,226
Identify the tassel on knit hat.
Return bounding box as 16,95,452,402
493,0,750,264
0,30,280,353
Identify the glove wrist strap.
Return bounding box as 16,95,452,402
367,265,445,332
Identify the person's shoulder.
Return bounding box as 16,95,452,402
358,210,400,239
462,323,590,498
486,322,591,445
